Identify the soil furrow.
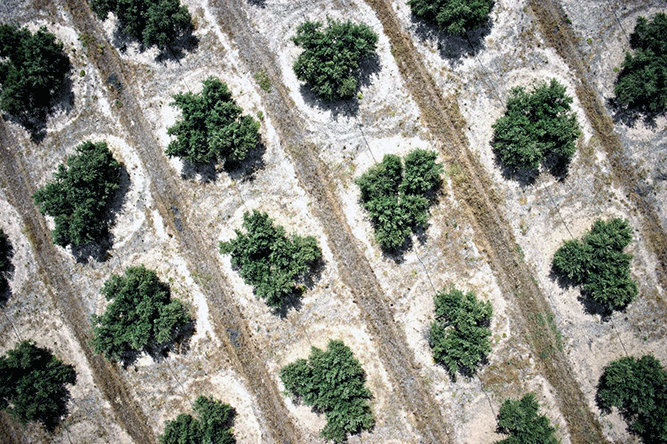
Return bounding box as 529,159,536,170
0,122,156,444
528,0,667,297
58,1,304,443
360,0,609,442
210,0,455,442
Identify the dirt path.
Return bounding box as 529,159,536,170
0,122,156,444
358,0,610,442
57,1,305,442
528,0,667,297
210,1,454,442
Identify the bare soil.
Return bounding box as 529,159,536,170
0,0,665,443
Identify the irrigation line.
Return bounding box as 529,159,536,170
165,357,192,406
609,317,630,358
476,374,497,418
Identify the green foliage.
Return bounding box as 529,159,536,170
0,340,76,431
0,25,70,121
32,141,121,248
495,393,560,444
92,266,191,362
596,355,667,444
280,340,374,442
492,79,581,173
292,19,378,101
429,286,492,380
160,395,236,444
166,77,260,166
408,0,494,35
0,228,12,293
219,211,321,310
89,0,192,49
614,13,667,115
552,218,637,312
355,149,443,251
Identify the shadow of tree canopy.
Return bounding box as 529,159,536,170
298,52,382,119
411,14,492,64
71,164,130,263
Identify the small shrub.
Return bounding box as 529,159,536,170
429,286,492,380
614,13,667,115
89,0,192,49
0,25,70,123
0,228,12,293
408,0,494,35
280,339,374,442
166,77,260,167
492,79,581,174
253,70,271,92
160,396,236,444
292,19,378,101
596,355,667,444
495,393,560,444
32,141,121,248
552,218,637,312
356,149,443,251
92,266,191,363
0,340,76,431
219,211,322,310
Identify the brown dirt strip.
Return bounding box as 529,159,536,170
0,121,156,444
360,0,610,442
528,0,667,297
58,1,304,443
212,0,456,442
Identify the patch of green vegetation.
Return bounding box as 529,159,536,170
553,218,637,313
0,340,76,431
166,77,260,167
280,340,374,442
492,79,581,175
32,141,121,248
495,393,560,444
596,355,667,444
92,266,191,363
408,0,494,35
0,25,71,123
614,13,667,115
292,19,378,101
429,286,492,380
160,396,236,444
219,210,322,310
89,0,192,49
356,149,443,251
253,69,272,92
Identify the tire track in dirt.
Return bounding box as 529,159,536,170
528,0,667,298
58,1,304,443
359,0,609,442
0,122,156,444
211,1,453,442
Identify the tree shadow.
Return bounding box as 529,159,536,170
298,52,382,119
180,142,267,183
273,257,324,318
111,22,199,63
121,317,196,368
411,14,491,64
224,141,267,183
247,0,266,7
492,147,539,186
606,96,661,129
156,33,199,63
549,264,613,320
71,164,130,263
542,152,571,182
3,74,74,144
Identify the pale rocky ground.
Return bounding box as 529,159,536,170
0,0,666,443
